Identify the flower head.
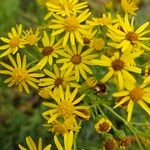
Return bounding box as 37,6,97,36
92,52,141,90
36,31,63,69
39,64,80,95
18,136,51,150
57,44,97,81
43,116,79,134
45,0,88,18
0,24,25,58
87,13,112,27
107,15,150,52
23,28,40,46
121,0,138,15
0,53,44,94
92,38,105,51
95,118,112,133
42,86,90,123
49,9,91,46
113,78,150,122
104,138,116,150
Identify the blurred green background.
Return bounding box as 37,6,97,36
0,0,150,150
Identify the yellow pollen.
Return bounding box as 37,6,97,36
57,101,74,118
64,17,79,31
12,68,28,83
71,54,81,64
126,31,138,42
112,59,125,71
130,87,143,102
9,37,20,47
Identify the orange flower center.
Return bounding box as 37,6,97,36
126,31,138,42
99,121,110,132
13,68,28,83
71,54,81,64
54,78,63,87
130,87,143,102
42,46,54,56
64,17,79,31
57,101,74,118
112,59,125,71
9,37,20,47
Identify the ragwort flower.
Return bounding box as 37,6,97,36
49,9,91,46
0,53,44,94
121,0,138,15
45,0,88,19
42,86,90,123
92,52,141,90
0,24,25,58
39,64,80,95
23,28,41,46
113,78,150,122
87,13,112,27
57,44,97,81
36,31,63,70
43,116,79,134
107,15,150,52
95,118,112,133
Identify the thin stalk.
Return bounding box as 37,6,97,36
102,104,143,150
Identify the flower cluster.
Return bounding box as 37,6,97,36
0,0,150,149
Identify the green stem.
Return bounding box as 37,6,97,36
24,48,38,62
102,104,143,150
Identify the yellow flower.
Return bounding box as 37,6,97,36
0,53,44,94
95,118,112,133
92,52,141,90
54,131,73,150
121,0,138,15
23,28,40,46
18,136,51,150
57,44,97,81
107,14,150,52
49,9,91,46
87,13,112,27
43,116,79,134
36,31,63,70
0,24,25,58
113,78,150,122
91,38,105,51
45,0,88,19
39,64,80,95
42,86,90,123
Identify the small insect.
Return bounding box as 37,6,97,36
93,82,108,96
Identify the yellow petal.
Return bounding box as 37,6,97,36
113,91,129,97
